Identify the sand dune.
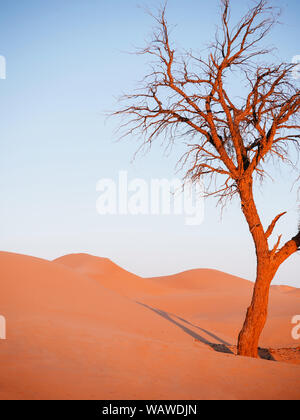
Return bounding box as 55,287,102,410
56,254,300,348
150,268,253,291
0,251,299,400
144,270,300,349
272,285,300,297
54,253,168,296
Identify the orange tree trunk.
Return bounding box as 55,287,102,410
237,261,275,357
237,178,275,358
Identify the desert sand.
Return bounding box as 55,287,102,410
0,251,299,400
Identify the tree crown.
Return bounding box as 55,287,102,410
114,0,300,201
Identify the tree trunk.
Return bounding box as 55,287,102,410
237,177,274,358
236,177,299,357
237,261,274,357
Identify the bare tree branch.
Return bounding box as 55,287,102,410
265,211,287,239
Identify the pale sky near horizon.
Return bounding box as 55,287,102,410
0,0,299,286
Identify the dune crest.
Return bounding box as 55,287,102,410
271,285,300,297
150,268,253,291
54,253,167,297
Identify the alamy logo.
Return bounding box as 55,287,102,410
96,171,205,226
291,315,300,340
292,55,300,80
0,315,6,339
0,55,6,79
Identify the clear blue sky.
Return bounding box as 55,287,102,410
0,0,299,286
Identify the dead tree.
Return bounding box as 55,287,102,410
114,0,300,357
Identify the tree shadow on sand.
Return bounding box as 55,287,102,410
136,301,275,361
136,301,234,354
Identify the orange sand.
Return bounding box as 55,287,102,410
0,251,299,400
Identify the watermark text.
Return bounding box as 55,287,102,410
0,55,6,79
291,315,300,340
292,55,300,80
0,315,6,340
96,171,204,226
